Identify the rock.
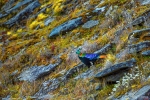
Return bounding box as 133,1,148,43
138,0,150,5
82,20,99,28
95,84,102,91
128,41,150,53
6,0,34,13
117,85,150,100
4,0,41,27
0,13,8,19
34,78,61,97
1,0,15,12
33,94,53,100
92,6,106,14
2,95,11,100
94,43,113,55
117,41,150,58
48,17,85,38
74,69,94,80
128,28,150,39
105,6,113,17
64,63,85,79
95,58,136,78
44,17,55,26
18,59,61,82
141,50,150,56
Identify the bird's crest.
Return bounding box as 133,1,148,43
76,48,82,54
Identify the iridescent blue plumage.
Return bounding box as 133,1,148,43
84,53,99,60
76,48,106,68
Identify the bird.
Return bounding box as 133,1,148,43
76,48,107,68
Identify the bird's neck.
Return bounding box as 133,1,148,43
79,53,85,57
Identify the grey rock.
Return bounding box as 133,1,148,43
82,20,99,28
44,17,55,26
2,95,11,100
64,63,85,79
128,28,150,39
18,59,61,82
0,13,8,19
95,58,136,78
141,50,150,56
74,69,94,80
6,0,34,13
128,41,150,54
118,85,150,100
1,0,15,12
92,6,106,14
117,41,150,58
95,84,102,91
105,6,113,17
4,0,41,27
138,0,150,5
116,10,150,36
94,43,113,55
34,78,61,97
48,17,85,38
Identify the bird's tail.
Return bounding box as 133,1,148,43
99,55,107,59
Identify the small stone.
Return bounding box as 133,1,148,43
82,20,99,29
95,84,102,91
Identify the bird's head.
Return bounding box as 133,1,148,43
76,48,81,54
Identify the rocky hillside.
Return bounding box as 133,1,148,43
0,0,150,100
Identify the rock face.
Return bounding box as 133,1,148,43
4,0,41,27
95,58,136,81
18,59,61,82
82,20,99,28
48,17,84,38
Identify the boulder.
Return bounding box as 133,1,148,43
18,59,61,82
128,28,150,39
48,17,85,38
95,58,136,79
82,20,99,28
141,50,150,56
4,0,41,27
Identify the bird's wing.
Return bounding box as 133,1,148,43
84,53,99,60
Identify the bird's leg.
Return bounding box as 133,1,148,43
90,62,96,69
